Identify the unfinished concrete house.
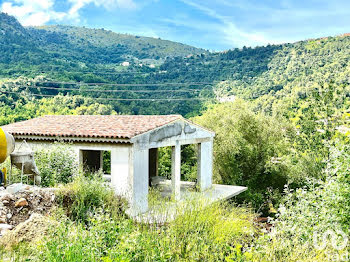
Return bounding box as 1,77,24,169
2,115,246,215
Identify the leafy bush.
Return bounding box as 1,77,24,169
56,174,126,223
34,143,78,187
35,200,255,261
251,144,350,261
193,100,295,211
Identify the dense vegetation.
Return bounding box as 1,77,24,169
0,12,350,261
251,143,350,261
1,13,350,116
1,143,349,261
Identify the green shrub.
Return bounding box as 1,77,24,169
192,100,294,212
34,143,78,187
6,197,256,262
103,150,111,174
0,142,78,187
251,144,350,261
56,174,126,223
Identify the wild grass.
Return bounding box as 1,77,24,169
2,145,349,261
56,173,127,223
0,174,257,261
36,201,255,261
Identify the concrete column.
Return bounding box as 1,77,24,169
171,141,181,200
100,150,104,172
148,148,158,186
78,149,83,168
197,139,213,191
131,147,149,214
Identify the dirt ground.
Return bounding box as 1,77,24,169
0,185,56,227
0,213,56,249
0,184,58,249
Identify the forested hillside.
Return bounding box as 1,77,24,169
1,12,350,119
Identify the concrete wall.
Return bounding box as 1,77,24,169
130,147,149,215
16,139,134,199
110,146,132,200
18,139,148,214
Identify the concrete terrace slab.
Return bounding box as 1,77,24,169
202,184,248,201
154,180,247,201
133,180,247,223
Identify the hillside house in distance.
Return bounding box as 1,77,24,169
2,115,246,215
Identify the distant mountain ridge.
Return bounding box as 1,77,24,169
1,12,350,118
0,12,207,67
33,25,205,56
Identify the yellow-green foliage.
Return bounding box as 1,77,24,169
192,99,294,210
1,185,256,261
1,142,79,187
58,200,255,262
56,174,126,223
34,143,79,187
163,200,255,261
250,145,350,262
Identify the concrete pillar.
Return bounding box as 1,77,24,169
78,149,83,168
148,148,158,186
100,150,104,172
197,139,213,191
171,141,181,200
131,147,149,214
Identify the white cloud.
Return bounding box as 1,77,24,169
179,0,275,47
180,0,350,48
1,0,137,26
67,0,137,21
1,0,66,26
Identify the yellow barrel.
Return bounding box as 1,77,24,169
0,128,15,164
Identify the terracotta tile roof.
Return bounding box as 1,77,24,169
2,115,182,139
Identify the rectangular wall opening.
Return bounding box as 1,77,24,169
103,150,111,175
81,150,102,173
156,145,198,182
80,150,111,175
151,144,198,187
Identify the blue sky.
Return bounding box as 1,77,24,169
1,0,350,51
